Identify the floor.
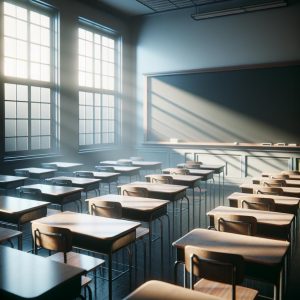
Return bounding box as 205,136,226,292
4,178,300,299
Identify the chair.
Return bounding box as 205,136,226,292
214,214,257,236
240,196,276,211
122,186,149,198
74,171,95,178
270,174,289,180
89,199,149,282
149,175,173,184
281,170,300,176
168,168,190,175
184,161,202,169
185,246,258,300
19,187,42,200
255,186,283,196
32,223,104,300
261,179,286,187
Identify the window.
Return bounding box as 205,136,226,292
2,1,58,155
78,24,120,148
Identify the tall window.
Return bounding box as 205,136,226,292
78,23,119,148
2,1,58,155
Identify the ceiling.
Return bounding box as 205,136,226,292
97,0,288,17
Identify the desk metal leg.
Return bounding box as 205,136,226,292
108,252,113,300
149,220,153,277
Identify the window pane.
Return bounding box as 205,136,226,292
17,120,28,136
30,24,41,44
17,102,28,118
41,103,50,119
40,136,50,149
5,101,16,118
31,120,41,135
41,120,50,135
16,137,28,151
31,86,41,102
31,103,40,118
31,136,40,149
4,37,16,58
4,16,17,37
17,19,27,40
5,83,16,100
5,120,16,137
17,85,28,101
41,88,50,102
5,138,16,152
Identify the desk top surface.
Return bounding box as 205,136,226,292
262,172,300,180
120,181,188,194
0,196,49,214
240,183,300,194
33,211,140,240
0,246,83,299
46,176,101,185
75,171,120,178
207,205,294,225
0,227,22,242
228,192,300,206
47,162,83,168
251,177,300,186
15,167,56,174
145,174,202,183
177,163,225,171
100,160,162,167
88,194,169,212
163,168,214,176
173,228,289,266
0,175,27,183
20,184,83,196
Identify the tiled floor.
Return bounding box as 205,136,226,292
4,180,300,299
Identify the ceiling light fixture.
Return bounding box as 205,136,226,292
191,0,287,20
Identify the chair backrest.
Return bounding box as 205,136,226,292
261,179,286,187
32,223,72,263
89,199,122,219
41,163,57,170
14,170,30,177
74,171,94,178
185,246,244,300
184,161,202,169
51,179,72,186
117,159,132,166
255,186,283,196
95,166,115,172
214,214,257,236
19,187,42,200
240,196,275,211
168,168,190,175
122,186,149,197
129,156,143,161
149,175,173,184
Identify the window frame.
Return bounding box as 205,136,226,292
1,0,59,159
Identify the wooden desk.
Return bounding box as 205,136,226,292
119,181,188,239
227,192,300,216
45,161,83,171
88,194,170,276
18,184,83,212
240,183,300,198
0,196,49,249
207,206,294,241
0,227,22,248
99,160,162,171
0,246,83,299
14,168,56,180
74,171,120,193
262,172,300,180
97,165,141,182
145,174,202,228
32,211,140,300
173,228,290,300
124,280,221,300
46,176,101,197
251,177,300,188
0,175,27,193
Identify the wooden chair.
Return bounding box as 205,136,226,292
240,196,276,211
168,168,190,175
214,214,257,236
148,175,173,184
255,186,283,196
32,223,104,300
19,187,42,200
185,246,258,300
122,186,149,198
89,199,149,282
261,179,286,187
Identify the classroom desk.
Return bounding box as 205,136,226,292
46,176,102,197
87,194,170,277
74,171,120,193
32,211,140,300
0,227,22,248
207,206,294,241
240,183,300,198
0,175,27,194
173,228,290,300
119,181,188,239
145,174,202,228
0,196,49,249
14,167,56,180
96,165,141,182
251,177,300,188
44,161,83,172
124,280,221,300
17,184,83,212
0,246,84,300
99,160,162,172
227,192,300,216
262,172,300,180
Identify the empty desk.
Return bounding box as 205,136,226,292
0,227,22,248
0,175,27,194
14,168,56,180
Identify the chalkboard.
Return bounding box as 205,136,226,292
145,63,300,144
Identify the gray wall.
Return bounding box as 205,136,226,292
134,3,300,144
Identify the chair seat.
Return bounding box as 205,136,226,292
194,278,258,300
49,251,104,273
136,227,149,240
